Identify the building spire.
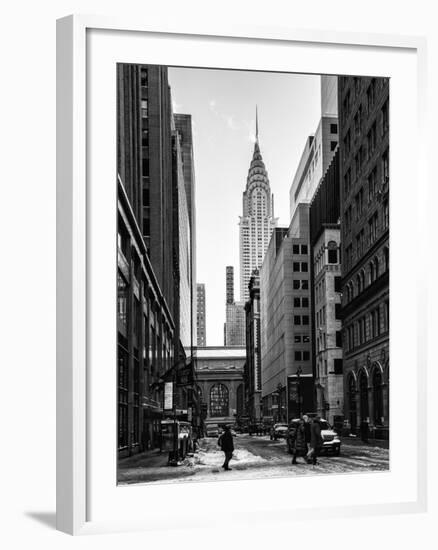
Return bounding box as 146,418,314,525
255,105,259,143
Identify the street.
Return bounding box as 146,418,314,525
118,434,389,485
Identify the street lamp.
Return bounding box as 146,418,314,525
296,366,303,417
277,382,283,422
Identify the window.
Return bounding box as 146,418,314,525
295,351,302,361
293,244,300,254
293,262,300,272
344,168,352,195
301,262,308,272
343,130,351,155
294,316,301,325
355,188,364,219
293,280,300,290
368,167,377,202
334,359,343,375
302,280,309,290
301,244,308,255
382,100,389,136
141,128,149,147
117,272,128,331
330,140,337,151
303,351,310,361
334,276,342,293
294,297,301,308
302,297,309,308
210,384,229,417
142,157,149,177
330,123,338,134
336,331,342,347
369,212,378,244
294,335,302,343
141,99,148,117
345,205,352,232
382,149,389,182
302,315,310,325
328,241,338,264
367,122,377,157
383,200,389,230
335,304,341,320
303,335,310,343
367,79,376,111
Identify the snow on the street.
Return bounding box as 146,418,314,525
118,434,389,485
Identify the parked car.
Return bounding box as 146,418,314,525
319,419,341,455
286,419,341,456
205,423,219,437
270,423,289,440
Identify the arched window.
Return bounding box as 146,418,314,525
372,368,383,424
327,241,338,264
348,375,357,432
356,274,362,294
369,261,375,284
384,247,389,272
359,371,369,420
210,384,229,417
374,257,379,279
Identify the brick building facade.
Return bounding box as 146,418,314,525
338,75,389,438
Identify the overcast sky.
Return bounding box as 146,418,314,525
169,67,321,346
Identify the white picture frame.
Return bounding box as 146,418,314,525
56,15,428,535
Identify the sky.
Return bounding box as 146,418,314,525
168,67,321,346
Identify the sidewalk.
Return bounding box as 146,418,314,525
342,435,389,449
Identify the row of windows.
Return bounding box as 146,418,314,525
293,244,308,255
345,301,389,351
344,248,389,302
293,262,308,272
294,297,309,308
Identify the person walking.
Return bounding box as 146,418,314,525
219,425,234,471
291,415,310,465
307,416,324,465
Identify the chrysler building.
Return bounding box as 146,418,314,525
239,109,278,302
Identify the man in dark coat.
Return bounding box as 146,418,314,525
308,417,324,465
219,425,234,471
291,415,310,465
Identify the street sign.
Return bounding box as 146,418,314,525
164,382,173,410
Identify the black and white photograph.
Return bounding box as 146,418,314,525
116,64,390,485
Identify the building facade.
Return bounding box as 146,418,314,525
196,283,206,347
239,112,277,302
260,205,314,423
309,150,344,425
289,77,339,220
244,270,262,422
195,347,246,429
174,114,197,350
116,64,198,458
224,266,246,346
338,75,389,438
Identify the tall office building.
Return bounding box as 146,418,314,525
289,76,339,220
338,75,389,438
196,284,206,347
260,205,314,422
239,109,278,302
309,150,344,425
174,114,197,349
224,266,246,346
226,266,235,304
244,269,262,421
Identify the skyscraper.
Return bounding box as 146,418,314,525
196,283,206,347
239,109,278,302
224,266,246,346
226,266,234,305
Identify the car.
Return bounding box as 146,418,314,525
270,423,289,440
205,423,219,437
286,418,341,456
319,419,341,455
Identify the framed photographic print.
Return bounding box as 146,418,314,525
56,15,427,535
